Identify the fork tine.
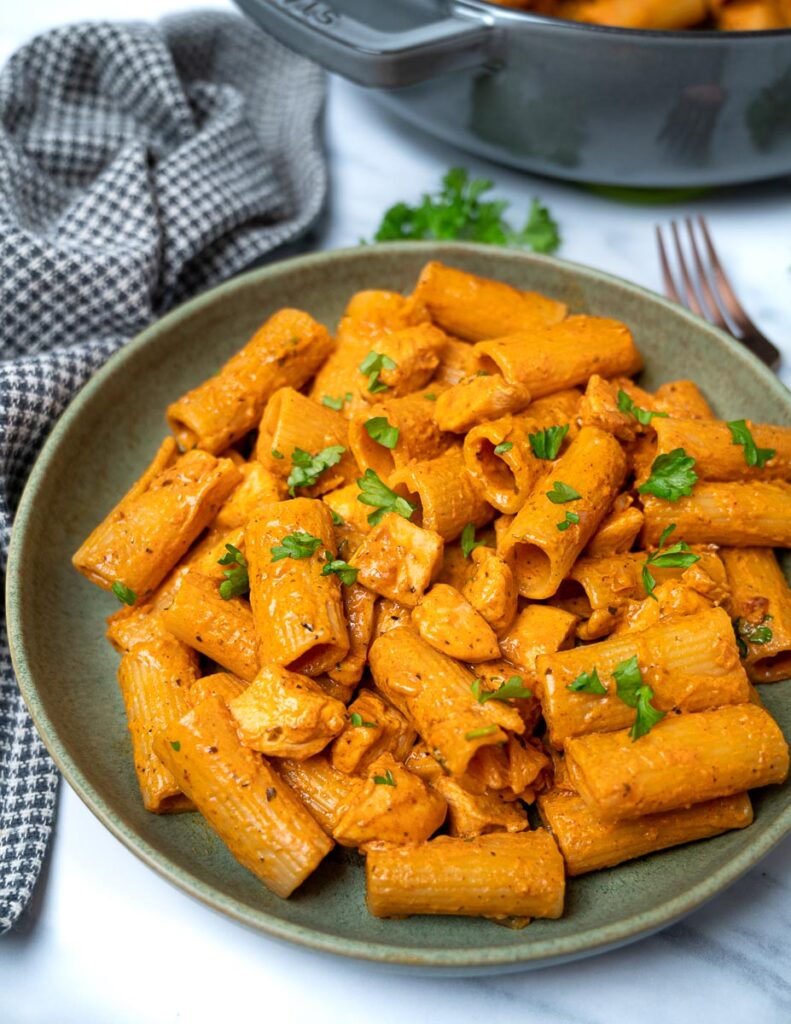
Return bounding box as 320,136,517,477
655,225,682,304
697,215,781,369
684,217,730,333
670,220,705,318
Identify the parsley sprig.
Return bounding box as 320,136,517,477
371,168,561,254
471,675,532,703
364,416,399,449
641,523,700,601
350,712,377,729
356,469,417,526
529,424,569,460
638,448,698,502
617,389,669,426
287,445,346,496
359,351,396,394
373,768,396,787
218,543,249,600
270,532,323,562
727,420,775,469
557,510,580,532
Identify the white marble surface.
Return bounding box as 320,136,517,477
2,3,791,1022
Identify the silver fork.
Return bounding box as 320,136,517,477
655,215,781,370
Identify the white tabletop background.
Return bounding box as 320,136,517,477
2,3,791,1022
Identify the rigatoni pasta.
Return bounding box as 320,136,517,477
74,259,790,924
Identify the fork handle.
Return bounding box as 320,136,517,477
740,326,781,371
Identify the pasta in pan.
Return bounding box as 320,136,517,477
74,260,790,926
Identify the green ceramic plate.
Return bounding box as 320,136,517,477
6,242,791,973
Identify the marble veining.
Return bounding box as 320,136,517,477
1,3,791,1022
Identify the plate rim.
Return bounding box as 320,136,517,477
6,240,791,970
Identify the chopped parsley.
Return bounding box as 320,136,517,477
329,509,345,527
218,544,249,600
494,441,513,455
356,468,417,526
322,392,352,411
350,712,377,729
472,675,532,703
169,740,181,752
734,615,774,658
613,655,666,741
364,416,399,449
423,392,437,401
465,724,500,741
270,532,323,562
460,521,486,559
546,480,581,504
529,424,569,460
111,581,136,606
321,556,358,585
373,768,396,786
567,668,607,694
638,448,698,502
287,445,346,496
271,449,284,460
641,523,700,600
617,389,669,426
556,510,580,532
359,351,396,394
727,419,775,469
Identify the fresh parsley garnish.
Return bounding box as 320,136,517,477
169,740,181,751
617,389,669,426
329,509,345,527
493,441,513,455
270,532,323,562
271,449,284,459
641,523,700,601
350,712,377,729
218,544,249,600
321,555,359,585
545,480,581,504
322,392,352,411
112,581,136,606
734,615,774,658
472,675,532,703
364,416,399,449
556,511,580,532
613,655,666,740
529,424,569,460
287,445,346,496
460,522,485,559
359,351,396,394
567,668,606,694
638,448,698,501
373,768,396,786
464,724,500,741
371,167,561,255
356,468,417,526
423,392,437,401
727,420,775,469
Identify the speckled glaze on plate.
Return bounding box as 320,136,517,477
6,242,791,974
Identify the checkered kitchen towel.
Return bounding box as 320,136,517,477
0,11,326,932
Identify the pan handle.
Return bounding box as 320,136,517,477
232,1,500,88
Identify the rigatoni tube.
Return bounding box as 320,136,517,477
502,426,627,599
246,499,349,675
721,547,791,683
565,703,789,822
538,606,751,748
366,830,565,920
155,696,333,897
653,417,791,482
166,308,333,453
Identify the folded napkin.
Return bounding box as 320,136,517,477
0,10,326,932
